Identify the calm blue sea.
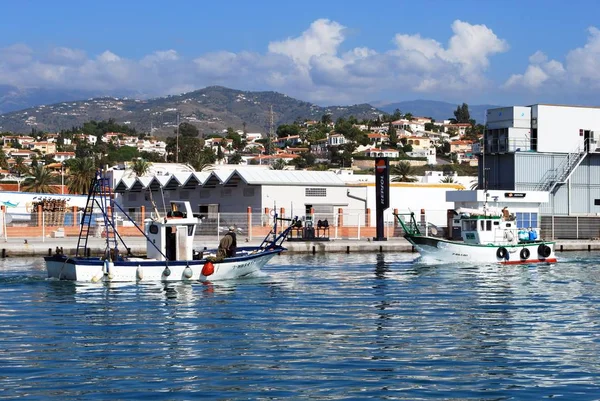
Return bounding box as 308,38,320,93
1,252,600,400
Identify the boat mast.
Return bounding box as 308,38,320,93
482,110,488,216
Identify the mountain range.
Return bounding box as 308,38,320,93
0,85,500,134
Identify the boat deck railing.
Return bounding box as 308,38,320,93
392,212,421,236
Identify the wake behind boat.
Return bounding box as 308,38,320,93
45,171,297,282
394,207,557,265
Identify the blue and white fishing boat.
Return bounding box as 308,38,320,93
45,171,296,282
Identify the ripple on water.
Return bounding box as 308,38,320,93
0,252,600,399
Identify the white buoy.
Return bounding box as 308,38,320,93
136,265,143,280
183,266,193,279
104,259,114,281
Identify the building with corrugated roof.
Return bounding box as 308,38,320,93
111,166,467,228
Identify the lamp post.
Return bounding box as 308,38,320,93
61,163,64,195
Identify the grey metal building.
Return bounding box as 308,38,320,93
477,104,600,239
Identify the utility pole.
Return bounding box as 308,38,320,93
176,112,180,163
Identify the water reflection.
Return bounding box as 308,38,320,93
2,253,600,399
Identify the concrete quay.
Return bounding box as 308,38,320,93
1,236,599,258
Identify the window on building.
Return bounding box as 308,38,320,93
243,188,255,197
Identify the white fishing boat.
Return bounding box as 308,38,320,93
394,207,557,265
45,171,297,282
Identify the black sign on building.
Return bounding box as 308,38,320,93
374,157,390,241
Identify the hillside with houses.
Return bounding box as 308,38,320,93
0,102,481,194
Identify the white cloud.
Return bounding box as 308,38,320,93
268,19,345,68
0,19,510,104
503,27,600,94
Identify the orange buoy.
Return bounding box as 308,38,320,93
201,261,214,276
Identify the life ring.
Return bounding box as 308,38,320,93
520,248,530,260
538,244,551,258
504,231,514,241
496,247,508,259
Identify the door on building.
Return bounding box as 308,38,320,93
584,130,591,152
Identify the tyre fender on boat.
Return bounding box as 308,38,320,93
496,247,508,259
538,244,551,258
520,248,530,260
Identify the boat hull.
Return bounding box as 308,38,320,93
407,235,557,265
45,247,282,282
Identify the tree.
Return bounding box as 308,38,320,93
276,124,300,138
66,157,96,195
391,161,417,182
22,164,58,193
130,158,151,177
177,122,199,138
321,114,332,125
392,109,402,121
189,148,216,171
166,136,204,164
270,159,286,170
225,128,244,150
0,151,8,169
228,153,242,164
12,156,28,176
453,103,471,123
388,122,398,148
440,176,456,183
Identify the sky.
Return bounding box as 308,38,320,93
2,0,600,107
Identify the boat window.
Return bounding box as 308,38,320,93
480,220,484,231
462,220,477,231
486,220,492,231
506,223,512,227
187,225,194,236
493,221,499,226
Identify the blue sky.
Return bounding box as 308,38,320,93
2,0,600,106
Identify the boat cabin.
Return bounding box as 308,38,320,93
145,201,198,261
458,212,518,246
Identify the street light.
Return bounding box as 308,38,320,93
61,163,64,195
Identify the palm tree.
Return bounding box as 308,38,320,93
390,161,417,182
130,158,151,177
189,153,214,172
440,176,456,183
66,157,96,194
13,156,28,176
270,159,286,170
22,164,58,193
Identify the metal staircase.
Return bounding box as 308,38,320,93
534,145,587,193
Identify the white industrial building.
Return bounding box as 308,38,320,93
111,167,466,229
472,103,600,239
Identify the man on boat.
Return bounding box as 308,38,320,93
502,207,510,221
217,226,237,258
